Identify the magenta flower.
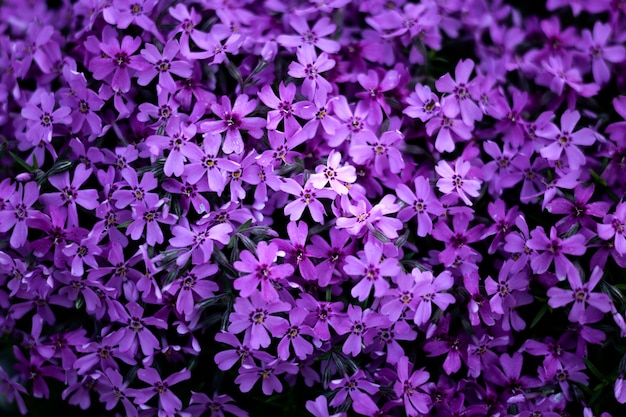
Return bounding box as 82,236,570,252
484,260,529,315
547,266,612,324
21,90,71,144
308,228,355,288
169,222,233,266
343,240,399,301
234,358,298,395
598,201,626,256
280,177,334,223
329,370,379,413
403,84,441,122
435,59,483,127
349,129,405,176
412,269,456,326
0,182,41,248
334,305,386,356
356,68,400,124
95,368,138,417
396,176,444,237
435,158,482,206
287,45,335,99
308,150,357,195
276,307,315,360
277,15,340,53
199,95,266,155
536,109,596,170
110,301,166,356
163,262,219,317
185,392,249,417
336,195,403,239
526,226,586,279
273,221,316,281
89,32,144,93
579,21,626,85
137,40,193,93
233,241,294,302
39,165,99,228
133,368,190,417
257,82,310,136
393,356,431,416
227,291,290,350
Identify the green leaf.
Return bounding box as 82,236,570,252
530,303,549,329
584,357,605,381
9,151,36,172
589,170,607,187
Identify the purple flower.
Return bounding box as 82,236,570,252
547,266,612,324
435,59,483,127
329,369,379,413
185,392,249,417
0,182,41,248
107,0,163,42
199,95,266,155
334,305,386,356
579,21,626,85
234,357,298,395
227,291,290,350
412,269,456,326
233,241,294,302
598,201,626,256
396,176,444,237
133,368,190,417
485,260,529,315
21,90,72,144
277,15,340,53
169,222,233,266
435,158,481,206
137,40,193,93
89,31,144,93
39,165,99,228
183,133,240,195
403,84,441,122
309,150,357,195
110,301,166,356
276,307,315,360
280,177,335,223
526,226,586,279
60,68,104,137
343,240,399,301
393,356,431,416
95,368,138,417
163,262,219,317
287,45,335,99
536,109,596,170
111,168,159,209
306,395,346,417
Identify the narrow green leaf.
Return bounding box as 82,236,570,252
530,303,549,329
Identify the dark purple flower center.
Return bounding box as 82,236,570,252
114,52,130,68
40,112,53,127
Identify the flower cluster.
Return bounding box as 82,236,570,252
1,1,626,417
